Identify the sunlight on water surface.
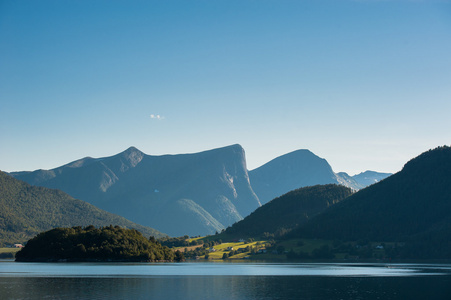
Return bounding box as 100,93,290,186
1,261,451,299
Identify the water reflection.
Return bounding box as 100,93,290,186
1,262,451,299
1,275,451,300
2,262,450,277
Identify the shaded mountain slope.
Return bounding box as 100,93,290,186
293,146,451,258
225,184,353,238
12,145,261,237
0,171,165,246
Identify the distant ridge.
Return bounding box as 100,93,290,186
352,170,392,187
0,171,165,246
249,149,363,204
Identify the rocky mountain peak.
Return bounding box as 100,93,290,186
119,146,144,168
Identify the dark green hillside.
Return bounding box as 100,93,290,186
15,226,177,262
0,171,165,246
225,184,353,238
293,146,451,258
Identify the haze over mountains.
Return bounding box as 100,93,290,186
12,145,260,236
249,150,389,204
352,171,393,188
10,144,390,237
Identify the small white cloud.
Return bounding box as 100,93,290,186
150,114,164,120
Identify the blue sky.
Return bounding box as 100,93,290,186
1,0,450,175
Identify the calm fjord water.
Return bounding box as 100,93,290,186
1,261,450,299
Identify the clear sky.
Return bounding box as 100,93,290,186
1,0,450,175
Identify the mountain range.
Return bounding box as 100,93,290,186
0,171,165,246
12,145,260,237
10,144,390,237
5,144,449,259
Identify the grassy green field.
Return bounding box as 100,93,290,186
175,236,395,261
0,247,21,254
188,237,204,243
203,241,268,260
0,247,21,259
174,244,204,252
182,238,342,260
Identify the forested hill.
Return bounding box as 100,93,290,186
225,184,353,238
15,226,179,262
292,146,451,258
0,171,165,246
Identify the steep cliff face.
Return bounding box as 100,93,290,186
12,145,261,237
